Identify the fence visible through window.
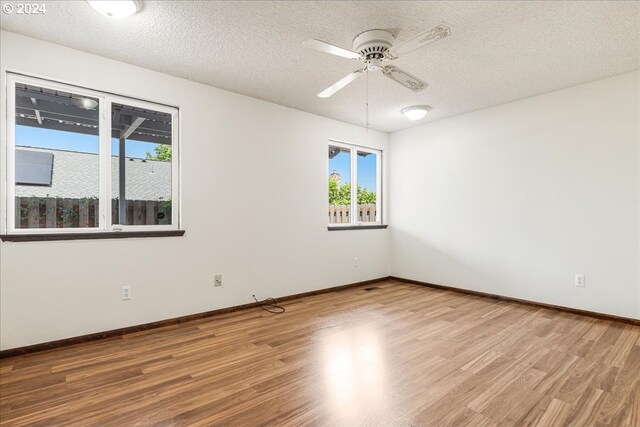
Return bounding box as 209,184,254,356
15,197,171,228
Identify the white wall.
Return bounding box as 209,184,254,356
390,71,640,319
0,31,390,350
2,32,637,352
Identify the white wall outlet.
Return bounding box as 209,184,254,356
214,275,222,287
354,257,359,267
575,274,586,287
121,285,131,300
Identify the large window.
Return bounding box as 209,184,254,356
328,141,382,227
3,74,179,235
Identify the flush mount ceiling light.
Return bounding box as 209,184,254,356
401,105,431,121
87,1,140,19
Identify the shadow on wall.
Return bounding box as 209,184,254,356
388,225,577,305
389,225,640,319
390,226,500,291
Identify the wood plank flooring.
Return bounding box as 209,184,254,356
1,279,639,426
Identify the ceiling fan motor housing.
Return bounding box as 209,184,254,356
352,29,395,60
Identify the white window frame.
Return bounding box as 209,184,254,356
2,73,180,234
328,139,382,227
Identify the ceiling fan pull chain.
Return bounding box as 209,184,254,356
366,68,369,132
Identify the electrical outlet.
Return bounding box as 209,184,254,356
354,257,359,267
214,275,222,287
575,274,585,287
121,285,131,300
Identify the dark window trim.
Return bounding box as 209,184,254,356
327,225,388,231
0,230,185,242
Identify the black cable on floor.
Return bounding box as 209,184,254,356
253,295,285,314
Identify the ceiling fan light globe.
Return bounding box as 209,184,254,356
367,58,383,72
401,105,430,120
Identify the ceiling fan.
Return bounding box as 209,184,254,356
305,24,451,98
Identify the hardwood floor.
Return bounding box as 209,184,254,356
1,279,638,426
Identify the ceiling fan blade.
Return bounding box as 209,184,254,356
304,39,361,60
317,70,364,98
382,66,428,92
389,24,451,56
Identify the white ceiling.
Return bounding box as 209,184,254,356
1,1,638,133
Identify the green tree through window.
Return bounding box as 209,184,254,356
146,144,172,161
329,176,376,205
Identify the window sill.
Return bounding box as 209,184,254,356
327,225,388,231
0,230,185,242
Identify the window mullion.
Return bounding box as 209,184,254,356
377,151,382,224
99,97,112,231
170,112,179,229
351,147,357,225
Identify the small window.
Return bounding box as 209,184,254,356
4,73,179,234
328,141,382,227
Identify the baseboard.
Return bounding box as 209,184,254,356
0,277,389,359
5,275,636,359
389,276,640,326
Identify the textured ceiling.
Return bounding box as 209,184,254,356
1,1,638,132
